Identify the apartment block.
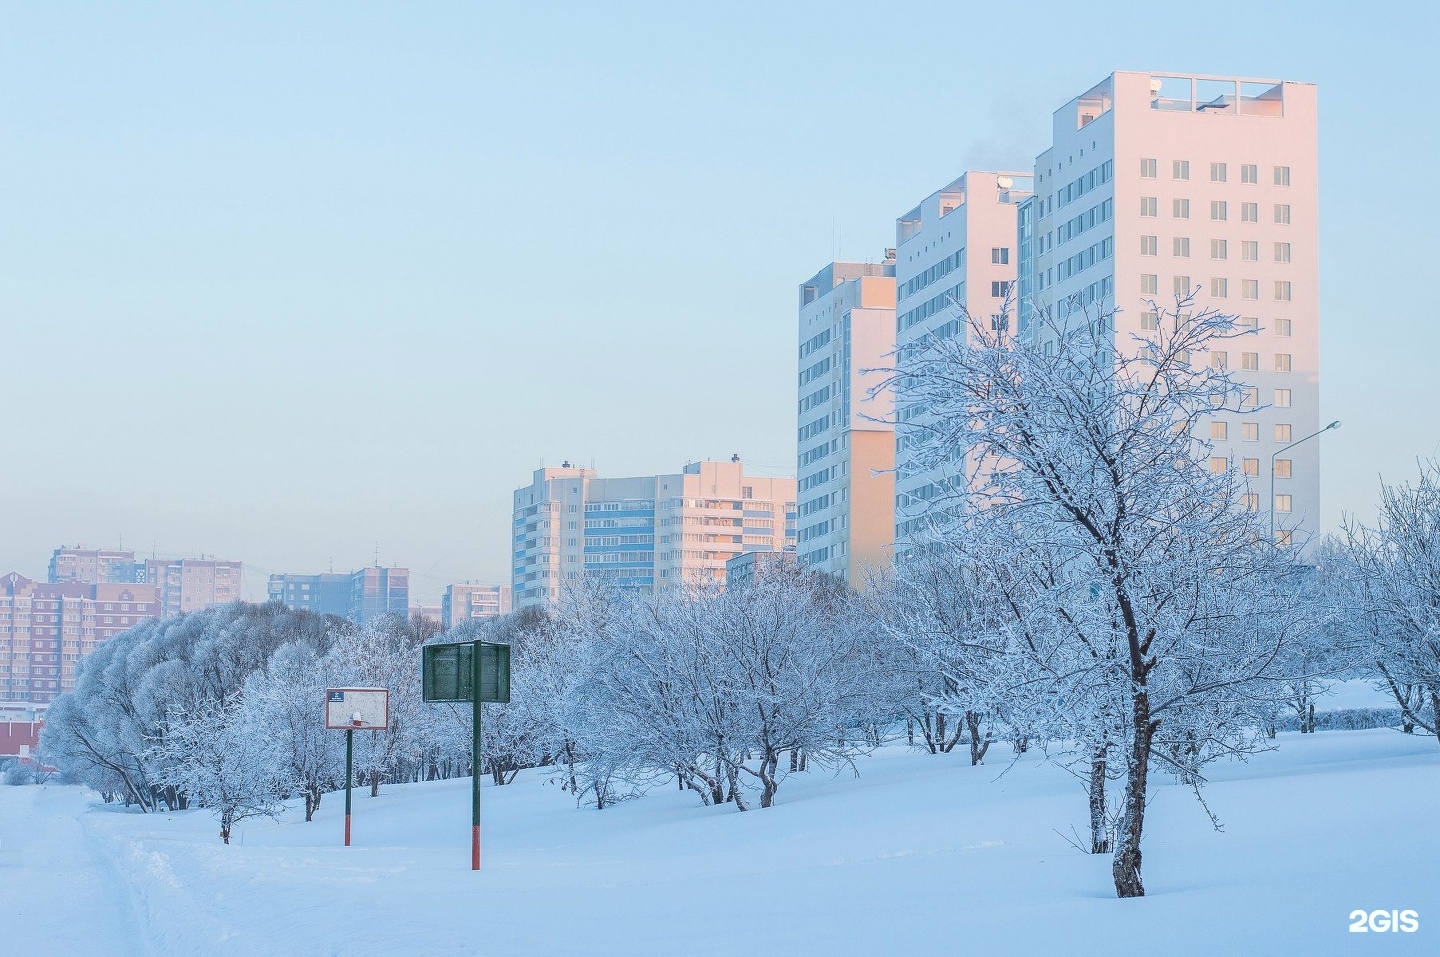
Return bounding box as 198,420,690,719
267,566,409,626
893,169,1033,545
724,549,797,591
0,572,161,711
441,583,513,628
512,459,797,609
1018,72,1320,543
796,256,897,588
142,558,243,616
48,546,144,585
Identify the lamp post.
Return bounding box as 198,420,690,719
1270,420,1340,545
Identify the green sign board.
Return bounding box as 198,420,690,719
422,641,511,704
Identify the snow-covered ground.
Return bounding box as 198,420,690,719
2,729,1436,956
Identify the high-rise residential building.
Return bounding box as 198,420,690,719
512,459,798,609
796,256,897,588
0,572,161,712
724,549,797,591
266,572,352,617
441,583,512,628
143,558,243,616
1018,72,1319,543
892,169,1033,545
267,566,410,625
48,546,144,585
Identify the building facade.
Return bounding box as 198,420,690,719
512,459,798,609
48,546,145,585
1018,72,1320,543
441,583,513,628
724,549,797,591
143,558,243,616
0,572,162,713
266,566,410,625
892,169,1033,544
796,257,897,588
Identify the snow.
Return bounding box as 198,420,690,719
3,729,1436,956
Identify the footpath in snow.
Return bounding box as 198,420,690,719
4,728,1438,957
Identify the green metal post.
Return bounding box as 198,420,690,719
471,640,482,870
344,728,353,847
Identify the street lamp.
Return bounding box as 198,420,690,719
1270,419,1340,545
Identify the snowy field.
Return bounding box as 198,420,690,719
2,728,1436,957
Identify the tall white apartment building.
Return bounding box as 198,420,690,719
441,582,512,628
512,459,797,609
1017,72,1320,543
893,169,1033,545
796,257,897,588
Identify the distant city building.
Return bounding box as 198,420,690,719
724,549,797,591
442,583,512,628
0,572,161,711
143,558,243,616
512,459,798,609
796,256,897,589
266,573,352,617
48,546,144,585
410,604,443,625
267,566,409,626
893,169,1033,546
1018,71,1320,545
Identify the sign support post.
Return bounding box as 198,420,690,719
472,646,482,871
344,727,354,847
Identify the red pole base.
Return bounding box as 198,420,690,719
344,814,352,847
471,825,480,870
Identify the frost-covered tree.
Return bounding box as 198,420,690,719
150,695,285,844
886,293,1315,897
1334,461,1440,742
242,641,344,821
325,614,426,797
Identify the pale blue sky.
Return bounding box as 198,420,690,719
2,2,1436,603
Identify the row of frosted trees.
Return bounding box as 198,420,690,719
43,296,1440,895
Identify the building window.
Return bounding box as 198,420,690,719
1141,158,1157,178
1173,160,1190,180
1275,529,1293,546
1211,351,1228,371
1241,352,1259,371
1141,196,1158,217
1211,421,1228,439
990,280,1010,297
991,247,1010,264
1211,239,1228,260
1173,237,1191,257
1243,386,1259,407
1275,281,1292,301
1241,164,1258,184
1274,242,1291,263
1210,200,1228,221
1173,198,1190,219
1242,279,1259,300
1275,458,1293,479
1210,162,1227,183
1242,458,1259,476
1141,274,1158,294
1274,493,1292,513
1174,275,1191,295
1275,318,1292,337
1274,388,1292,407
1274,165,1291,186
1274,204,1292,225
1241,202,1259,223
1275,424,1292,442
1241,240,1258,261
1275,353,1292,372
1141,235,1158,256
1243,493,1260,512
1210,456,1228,474
1141,310,1159,330
1211,277,1228,298
1242,422,1259,442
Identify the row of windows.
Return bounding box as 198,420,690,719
898,280,966,333
1056,197,1114,247
1142,237,1291,262
798,384,831,415
1056,236,1115,283
799,355,831,387
1141,197,1291,223
1057,158,1114,210
899,248,966,301
799,328,831,360
798,414,831,442
1141,313,1291,338
1141,274,1293,301
1142,160,1290,186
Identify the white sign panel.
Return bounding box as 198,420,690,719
325,687,390,730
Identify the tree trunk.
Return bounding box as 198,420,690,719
369,769,381,798
1112,688,1157,898
965,711,991,765
1089,748,1111,854
759,750,780,808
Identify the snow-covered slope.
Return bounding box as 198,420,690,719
3,729,1436,956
